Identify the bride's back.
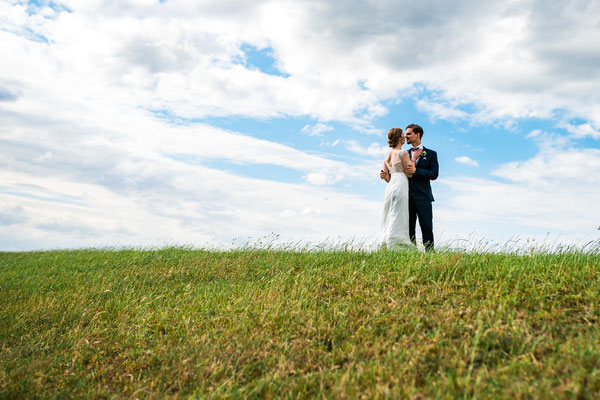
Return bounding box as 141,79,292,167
387,149,407,174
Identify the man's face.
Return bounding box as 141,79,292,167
405,128,415,144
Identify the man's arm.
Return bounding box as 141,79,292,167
413,150,439,181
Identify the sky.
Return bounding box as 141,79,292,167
1,0,600,251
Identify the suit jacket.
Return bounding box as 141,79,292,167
408,146,438,202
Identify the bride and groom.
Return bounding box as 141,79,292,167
380,124,439,251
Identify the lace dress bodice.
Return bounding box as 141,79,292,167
386,149,407,175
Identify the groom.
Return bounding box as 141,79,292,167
404,124,439,251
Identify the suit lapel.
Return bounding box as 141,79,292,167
417,147,428,166
415,146,425,166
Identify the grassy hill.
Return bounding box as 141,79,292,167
1,248,599,398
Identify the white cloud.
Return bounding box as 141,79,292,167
304,173,341,186
301,206,322,216
491,132,597,185
301,123,333,136
278,209,296,218
436,135,600,245
562,123,600,139
455,156,479,167
417,99,469,121
0,160,381,250
2,0,600,250
4,1,600,127
343,140,389,158
0,98,379,249
526,129,543,139
437,170,600,240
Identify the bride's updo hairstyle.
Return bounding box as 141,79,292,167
387,128,403,147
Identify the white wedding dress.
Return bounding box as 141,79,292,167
380,149,411,248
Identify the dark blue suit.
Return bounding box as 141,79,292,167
408,147,438,251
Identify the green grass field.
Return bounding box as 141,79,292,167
1,248,599,398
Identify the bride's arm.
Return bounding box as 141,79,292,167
381,154,390,183
402,152,415,178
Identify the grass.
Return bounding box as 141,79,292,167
1,247,599,398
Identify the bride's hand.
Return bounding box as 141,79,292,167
380,170,390,182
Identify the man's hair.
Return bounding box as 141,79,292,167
387,128,403,147
406,123,424,139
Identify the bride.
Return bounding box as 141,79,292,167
380,128,419,248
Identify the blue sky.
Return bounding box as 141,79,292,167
1,0,600,251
